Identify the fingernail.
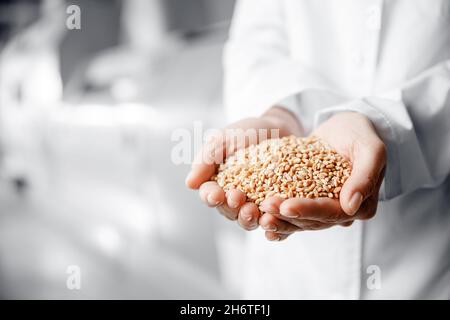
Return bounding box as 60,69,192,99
263,224,277,232
208,194,221,206
260,203,277,214
228,200,239,209
269,236,281,242
348,192,363,215
281,209,298,218
245,215,253,222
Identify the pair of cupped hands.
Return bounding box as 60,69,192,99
186,107,387,241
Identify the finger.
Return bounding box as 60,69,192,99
343,165,382,221
259,213,300,234
340,138,386,215
356,196,378,220
340,221,354,227
259,196,284,214
186,166,216,190
186,150,219,190
278,217,335,230
279,197,350,223
265,231,291,242
217,203,240,221
266,209,332,228
354,193,379,221
226,189,246,209
216,189,246,221
300,222,334,231
238,202,261,230
259,197,327,227
186,132,226,190
363,167,385,218
199,181,225,207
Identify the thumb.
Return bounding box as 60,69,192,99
186,132,226,189
340,140,386,215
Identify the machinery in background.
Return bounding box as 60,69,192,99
0,0,241,299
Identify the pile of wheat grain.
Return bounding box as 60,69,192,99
212,135,351,205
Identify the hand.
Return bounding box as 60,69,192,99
185,107,303,230
258,112,387,241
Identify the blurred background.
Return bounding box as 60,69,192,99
0,0,246,299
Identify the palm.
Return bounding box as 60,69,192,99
260,112,386,240
186,107,303,232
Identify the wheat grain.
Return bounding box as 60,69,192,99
211,136,352,206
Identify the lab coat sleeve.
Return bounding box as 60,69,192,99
314,60,450,200
224,0,333,123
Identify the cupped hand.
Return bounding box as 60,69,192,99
185,106,303,231
259,112,386,241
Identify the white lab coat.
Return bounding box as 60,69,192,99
224,0,450,299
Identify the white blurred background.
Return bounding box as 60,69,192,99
0,0,247,299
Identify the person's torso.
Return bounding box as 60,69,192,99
284,0,450,97
241,0,450,299
242,177,450,299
